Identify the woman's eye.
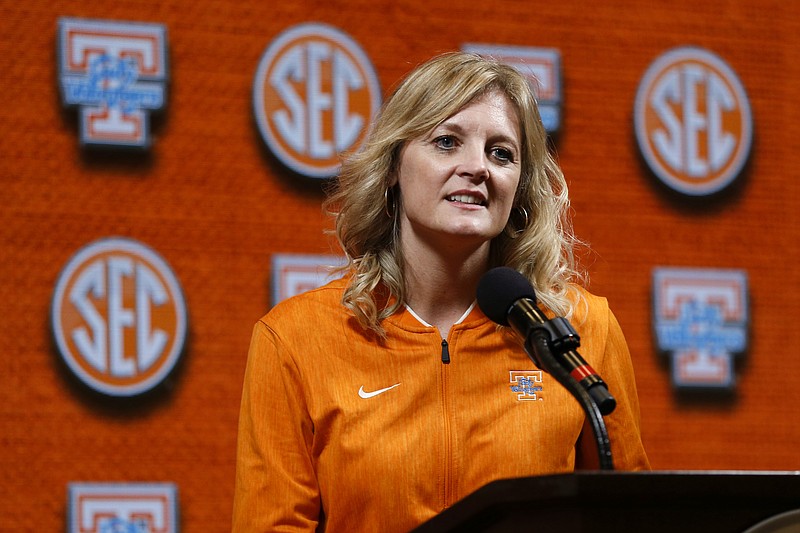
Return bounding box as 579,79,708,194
492,147,514,164
433,136,456,150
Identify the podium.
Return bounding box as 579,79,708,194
412,471,800,532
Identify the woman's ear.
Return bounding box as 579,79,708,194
388,141,408,188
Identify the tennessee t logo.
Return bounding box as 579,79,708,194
57,17,168,149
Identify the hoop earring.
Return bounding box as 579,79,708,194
517,206,529,227
513,206,529,235
384,187,396,218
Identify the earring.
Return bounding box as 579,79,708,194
384,187,396,218
517,206,529,227
513,206,529,235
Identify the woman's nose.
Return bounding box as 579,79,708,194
457,145,489,182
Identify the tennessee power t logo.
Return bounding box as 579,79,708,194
68,482,178,533
461,43,562,135
57,17,168,148
652,267,749,392
270,253,347,305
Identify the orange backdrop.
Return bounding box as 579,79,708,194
2,0,799,530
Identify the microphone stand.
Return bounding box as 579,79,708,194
525,324,614,471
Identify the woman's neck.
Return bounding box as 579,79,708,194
402,238,490,338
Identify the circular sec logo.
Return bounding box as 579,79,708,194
51,238,188,397
253,22,382,179
634,47,753,196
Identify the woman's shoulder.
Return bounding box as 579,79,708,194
570,284,609,311
258,276,349,326
567,283,612,333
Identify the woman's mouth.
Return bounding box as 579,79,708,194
446,194,486,206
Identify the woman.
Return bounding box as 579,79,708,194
233,52,649,532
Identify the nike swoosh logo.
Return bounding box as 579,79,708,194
358,383,401,399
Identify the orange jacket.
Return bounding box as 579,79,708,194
233,278,649,532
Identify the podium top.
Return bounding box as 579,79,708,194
412,470,800,533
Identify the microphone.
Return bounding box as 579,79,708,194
477,267,616,415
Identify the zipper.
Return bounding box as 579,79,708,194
440,339,450,364
439,338,453,508
439,334,456,508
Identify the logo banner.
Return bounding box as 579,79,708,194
652,266,749,392
253,23,381,179
634,47,752,196
461,43,562,134
68,482,178,533
271,253,347,306
51,238,188,397
57,17,168,148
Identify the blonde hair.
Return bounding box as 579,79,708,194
325,51,584,335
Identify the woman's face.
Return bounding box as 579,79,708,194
395,90,522,254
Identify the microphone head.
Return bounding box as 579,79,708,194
477,267,537,326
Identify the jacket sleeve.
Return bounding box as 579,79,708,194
576,304,651,471
232,320,322,531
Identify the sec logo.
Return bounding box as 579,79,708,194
634,47,752,196
51,238,188,397
253,22,381,179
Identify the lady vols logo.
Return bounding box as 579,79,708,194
253,23,381,179
634,47,752,196
51,238,187,397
